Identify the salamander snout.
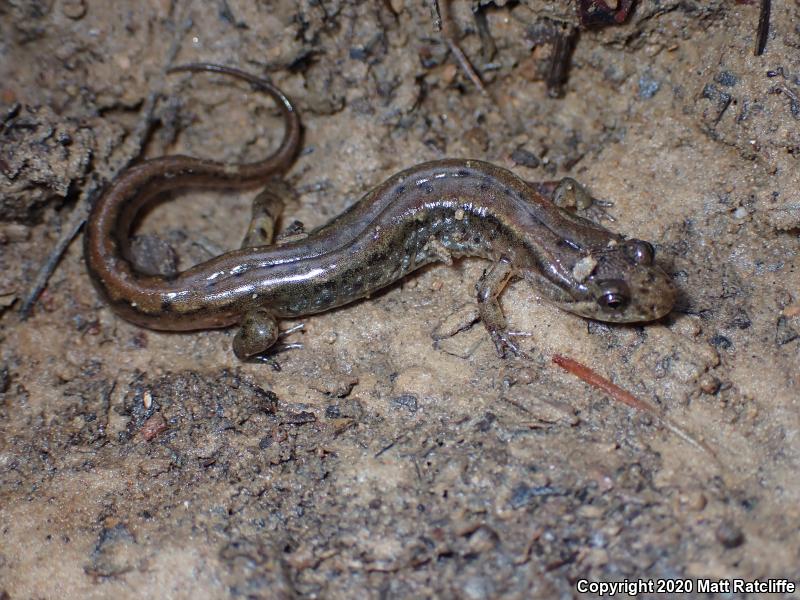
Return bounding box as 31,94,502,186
590,266,677,323
550,264,677,324
579,238,676,323
554,238,677,324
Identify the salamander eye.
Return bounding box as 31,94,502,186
596,280,630,312
625,240,655,265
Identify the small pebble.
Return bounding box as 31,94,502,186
510,148,540,168
141,413,167,441
465,526,499,554
464,127,489,152
715,521,744,548
62,0,87,19
0,224,30,242
698,373,720,395
783,303,800,318
676,491,707,512
440,64,458,86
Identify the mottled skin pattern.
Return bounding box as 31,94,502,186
85,65,677,360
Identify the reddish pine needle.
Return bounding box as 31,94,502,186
552,354,719,463
552,354,654,413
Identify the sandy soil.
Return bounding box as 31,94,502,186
1,1,799,598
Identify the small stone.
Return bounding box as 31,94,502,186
510,147,540,168
715,521,744,548
130,234,178,277
776,316,799,346
0,293,16,311
676,491,707,513
115,54,131,71
62,0,87,19
783,303,800,318
674,316,702,337
715,71,738,87
390,394,418,412
441,63,459,86
464,127,489,152
687,492,707,511
0,224,30,242
767,205,800,231
638,73,661,99
140,413,167,441
283,411,316,425
577,505,604,519
465,526,499,554
698,373,720,395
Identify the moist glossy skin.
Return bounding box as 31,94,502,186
84,66,677,359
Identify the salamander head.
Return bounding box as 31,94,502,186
553,239,677,323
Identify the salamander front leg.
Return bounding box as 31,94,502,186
476,261,530,359
242,180,287,247
527,178,615,223
553,177,615,223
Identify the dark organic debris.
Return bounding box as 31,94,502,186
576,0,635,29
776,315,799,345
755,0,770,56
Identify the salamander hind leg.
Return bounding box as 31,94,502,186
242,178,290,248
233,310,305,370
476,261,531,359
233,309,281,359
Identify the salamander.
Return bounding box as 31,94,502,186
84,63,677,360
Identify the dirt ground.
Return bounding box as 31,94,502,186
1,1,799,598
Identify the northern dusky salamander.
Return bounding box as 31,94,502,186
84,63,677,360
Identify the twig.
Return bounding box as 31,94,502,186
18,16,191,318
552,354,720,464
754,0,770,56
375,429,412,458
19,193,92,318
18,91,158,318
431,0,489,95
545,27,577,99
